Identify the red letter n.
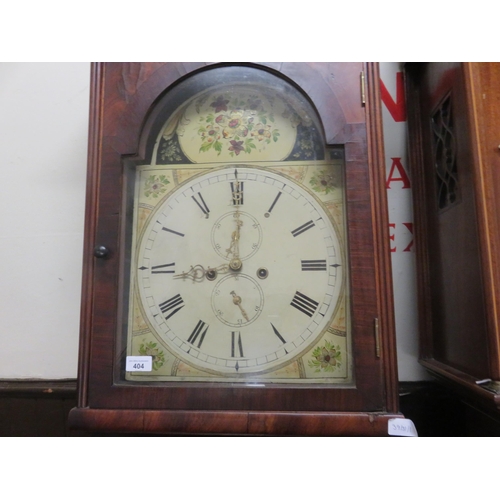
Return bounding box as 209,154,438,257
380,72,406,122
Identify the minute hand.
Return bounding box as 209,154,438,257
228,214,243,271
227,173,243,271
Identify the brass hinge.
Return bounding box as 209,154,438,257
360,71,366,106
374,317,381,358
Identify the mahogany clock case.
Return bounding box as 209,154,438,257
405,62,500,414
69,62,400,435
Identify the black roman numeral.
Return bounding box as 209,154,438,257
231,181,244,205
192,192,210,216
301,260,327,271
158,294,184,319
267,191,282,214
231,331,244,357
187,320,209,348
291,220,315,237
151,263,175,274
162,227,185,237
271,323,286,344
290,291,319,317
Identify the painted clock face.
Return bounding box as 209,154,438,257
134,166,344,376
124,71,351,384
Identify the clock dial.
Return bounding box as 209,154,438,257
132,166,346,378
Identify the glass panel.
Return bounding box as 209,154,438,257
431,94,460,211
121,66,352,385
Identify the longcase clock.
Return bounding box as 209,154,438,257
405,62,500,414
68,62,400,435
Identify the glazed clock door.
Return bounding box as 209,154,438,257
70,63,399,435
407,63,489,377
406,62,500,411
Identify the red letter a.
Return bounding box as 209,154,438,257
386,158,411,189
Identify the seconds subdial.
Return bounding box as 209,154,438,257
212,274,264,327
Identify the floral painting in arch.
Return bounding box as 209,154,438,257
155,86,325,164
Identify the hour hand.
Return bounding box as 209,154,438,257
174,264,229,283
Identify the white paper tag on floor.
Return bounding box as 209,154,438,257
388,418,418,437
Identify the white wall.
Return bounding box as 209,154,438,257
0,63,89,378
0,62,427,380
